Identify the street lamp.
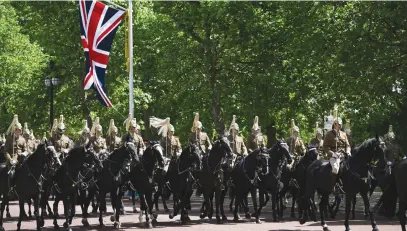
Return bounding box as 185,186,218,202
44,77,59,129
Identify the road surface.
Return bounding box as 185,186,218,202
1,192,401,231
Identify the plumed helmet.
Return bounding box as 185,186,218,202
252,116,260,131
386,125,395,141
50,118,58,137
107,119,118,135
316,122,322,135
57,115,66,134
293,126,300,133
82,119,90,134
150,116,171,137
333,117,343,125
191,112,202,132
229,115,239,131
6,115,22,135
23,122,30,135
290,119,297,135
42,132,47,142
169,124,175,132
324,111,334,130
91,117,101,136
344,120,351,134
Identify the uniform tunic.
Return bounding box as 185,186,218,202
52,134,73,154
189,132,212,154
160,136,182,158
228,135,248,156
286,136,306,157
89,136,107,154
310,137,324,159
247,133,266,152
76,135,90,147
106,135,122,152
122,133,144,155
26,138,37,154
4,135,27,166
323,129,350,158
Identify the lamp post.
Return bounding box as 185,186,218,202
44,77,59,129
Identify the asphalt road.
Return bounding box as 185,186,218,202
1,192,402,231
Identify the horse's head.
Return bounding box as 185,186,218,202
212,135,232,158
125,141,139,165
43,140,62,167
147,141,165,169
306,144,319,162
269,139,292,164
83,142,103,171
180,142,202,171
251,148,269,174
373,134,387,167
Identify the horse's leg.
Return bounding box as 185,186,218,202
250,188,259,223
52,194,60,229
229,190,234,213
6,201,10,218
28,198,33,219
397,200,406,231
154,188,160,211
62,196,72,230
114,188,123,229
319,193,330,231
208,191,214,219
162,194,169,212
33,194,41,231
220,186,227,221
81,188,93,227
360,191,378,231
98,191,107,227
255,187,266,220
352,195,357,220
331,194,341,219
147,191,155,227
344,193,352,231
53,195,60,218
215,184,222,224
0,196,8,231
16,199,25,231
132,190,139,213
233,192,241,221
291,187,297,218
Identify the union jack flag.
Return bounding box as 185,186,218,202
79,0,125,107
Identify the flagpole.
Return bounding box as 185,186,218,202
128,0,134,119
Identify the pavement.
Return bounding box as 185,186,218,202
1,192,402,231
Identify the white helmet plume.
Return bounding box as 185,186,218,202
150,117,171,137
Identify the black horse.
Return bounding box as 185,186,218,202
128,141,165,228
256,139,292,221
167,142,201,224
0,142,58,231
230,148,269,223
288,144,318,220
199,136,232,224
51,145,100,231
96,143,138,228
299,135,386,231
153,166,170,212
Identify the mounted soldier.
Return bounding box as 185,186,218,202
4,115,27,195
189,113,212,156
23,123,36,155
52,115,73,160
150,117,181,160
122,114,144,156
106,119,122,152
323,108,351,191
31,129,40,148
310,122,324,159
227,115,248,167
383,125,406,165
77,119,91,147
89,117,107,157
286,119,306,168
247,116,266,152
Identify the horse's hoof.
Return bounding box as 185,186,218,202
39,219,45,227
299,218,307,225
6,213,11,218
222,215,228,221
372,228,379,231
233,216,240,222
110,215,115,222
251,212,257,218
63,222,69,229
82,218,90,227
120,210,125,215
37,227,41,231
55,213,60,219
147,221,153,229
99,223,104,228
155,207,160,212
164,208,170,212
256,219,261,224
92,209,97,214
245,213,251,219
54,223,60,229
199,213,206,219
169,214,174,219
323,227,330,231
216,217,223,224
114,221,121,229
0,226,5,231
